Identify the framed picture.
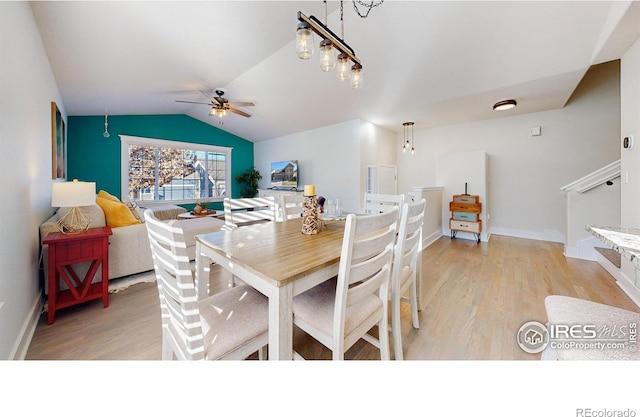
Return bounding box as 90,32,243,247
51,101,66,179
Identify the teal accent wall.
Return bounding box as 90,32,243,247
67,114,254,209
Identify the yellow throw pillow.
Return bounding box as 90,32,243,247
96,196,142,228
97,189,120,202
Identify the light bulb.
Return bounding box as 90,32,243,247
350,63,364,89
319,39,336,72
336,53,350,81
296,23,314,60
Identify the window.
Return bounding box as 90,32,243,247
366,165,377,194
120,135,232,204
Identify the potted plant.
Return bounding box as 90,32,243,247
236,168,262,198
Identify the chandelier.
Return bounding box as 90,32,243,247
296,1,383,89
402,122,415,154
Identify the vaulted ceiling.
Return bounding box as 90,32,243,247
30,1,640,142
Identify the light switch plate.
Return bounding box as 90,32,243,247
529,126,541,136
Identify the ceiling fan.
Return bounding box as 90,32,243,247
175,89,254,118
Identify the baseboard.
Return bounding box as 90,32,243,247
490,227,565,243
564,236,608,261
423,229,444,248
11,291,43,360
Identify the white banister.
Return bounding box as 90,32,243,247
560,159,621,194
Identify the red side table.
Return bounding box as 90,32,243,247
43,226,112,324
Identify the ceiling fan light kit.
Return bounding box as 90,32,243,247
296,1,382,89
176,89,254,120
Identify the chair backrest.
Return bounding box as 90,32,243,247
391,199,426,296
363,192,405,214
223,197,276,229
144,210,204,360
334,208,399,348
279,194,305,221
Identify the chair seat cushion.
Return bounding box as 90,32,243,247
293,278,383,341
544,295,640,360
199,284,269,360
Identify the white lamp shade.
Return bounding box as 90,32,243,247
52,181,96,207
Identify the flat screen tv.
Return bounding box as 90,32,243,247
270,160,298,189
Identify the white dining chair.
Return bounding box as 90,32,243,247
389,199,425,360
292,208,399,360
144,210,269,360
279,194,304,221
223,196,276,229
363,192,405,214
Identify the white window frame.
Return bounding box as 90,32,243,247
119,134,232,206
366,164,377,194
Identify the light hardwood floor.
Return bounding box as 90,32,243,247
25,235,640,360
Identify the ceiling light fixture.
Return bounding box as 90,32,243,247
493,99,517,111
402,122,415,155
297,1,382,89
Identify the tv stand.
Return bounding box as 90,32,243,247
259,188,304,199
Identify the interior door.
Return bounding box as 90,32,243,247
378,164,397,194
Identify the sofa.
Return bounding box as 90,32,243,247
40,197,225,293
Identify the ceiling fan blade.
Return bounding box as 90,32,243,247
228,102,255,107
199,90,215,100
228,107,251,118
175,100,212,106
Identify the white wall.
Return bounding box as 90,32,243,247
437,150,490,242
564,178,621,260
620,38,640,281
397,61,621,243
254,119,396,214
0,2,64,359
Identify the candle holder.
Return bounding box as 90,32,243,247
301,195,319,235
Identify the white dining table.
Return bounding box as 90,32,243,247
194,217,346,360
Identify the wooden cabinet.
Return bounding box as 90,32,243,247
43,227,112,324
449,194,482,243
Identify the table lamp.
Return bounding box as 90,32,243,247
52,179,96,234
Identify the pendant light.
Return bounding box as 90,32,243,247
336,53,350,81
335,5,350,81
296,21,315,60
318,1,335,71
350,63,364,89
402,122,415,154
103,112,110,138
319,39,336,72
296,0,383,89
